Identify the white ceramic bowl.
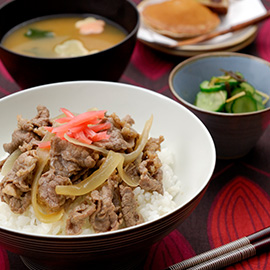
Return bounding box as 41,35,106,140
0,81,215,269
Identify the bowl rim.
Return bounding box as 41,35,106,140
169,51,270,117
0,0,140,60
0,80,216,239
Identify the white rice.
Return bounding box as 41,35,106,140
134,147,180,222
0,147,181,235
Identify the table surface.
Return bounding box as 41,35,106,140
1,0,270,269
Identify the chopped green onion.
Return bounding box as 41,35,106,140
24,28,54,39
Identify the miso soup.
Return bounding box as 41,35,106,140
1,15,127,58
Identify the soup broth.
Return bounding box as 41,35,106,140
2,15,127,58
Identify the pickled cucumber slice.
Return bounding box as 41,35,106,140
239,82,255,95
195,90,227,112
231,95,257,113
200,80,223,92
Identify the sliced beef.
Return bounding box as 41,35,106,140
3,129,40,154
38,169,73,213
70,168,93,184
66,195,96,235
120,184,143,227
31,105,51,127
124,160,141,180
0,150,38,214
90,178,122,233
144,136,164,154
94,114,139,153
0,150,38,193
50,136,99,178
119,136,164,194
3,105,52,154
138,162,163,194
138,136,164,194
10,150,38,191
6,192,31,215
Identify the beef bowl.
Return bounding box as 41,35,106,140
0,81,216,270
0,0,139,89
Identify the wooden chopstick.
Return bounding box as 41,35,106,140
164,227,270,270
169,10,270,47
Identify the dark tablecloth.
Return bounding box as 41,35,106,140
1,0,270,269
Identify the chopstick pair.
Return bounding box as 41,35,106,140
165,227,270,270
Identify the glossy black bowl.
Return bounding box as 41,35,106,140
0,0,139,88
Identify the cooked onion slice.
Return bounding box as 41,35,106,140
55,150,122,196
56,150,140,196
1,149,22,176
32,148,64,223
117,158,139,187
122,115,153,165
